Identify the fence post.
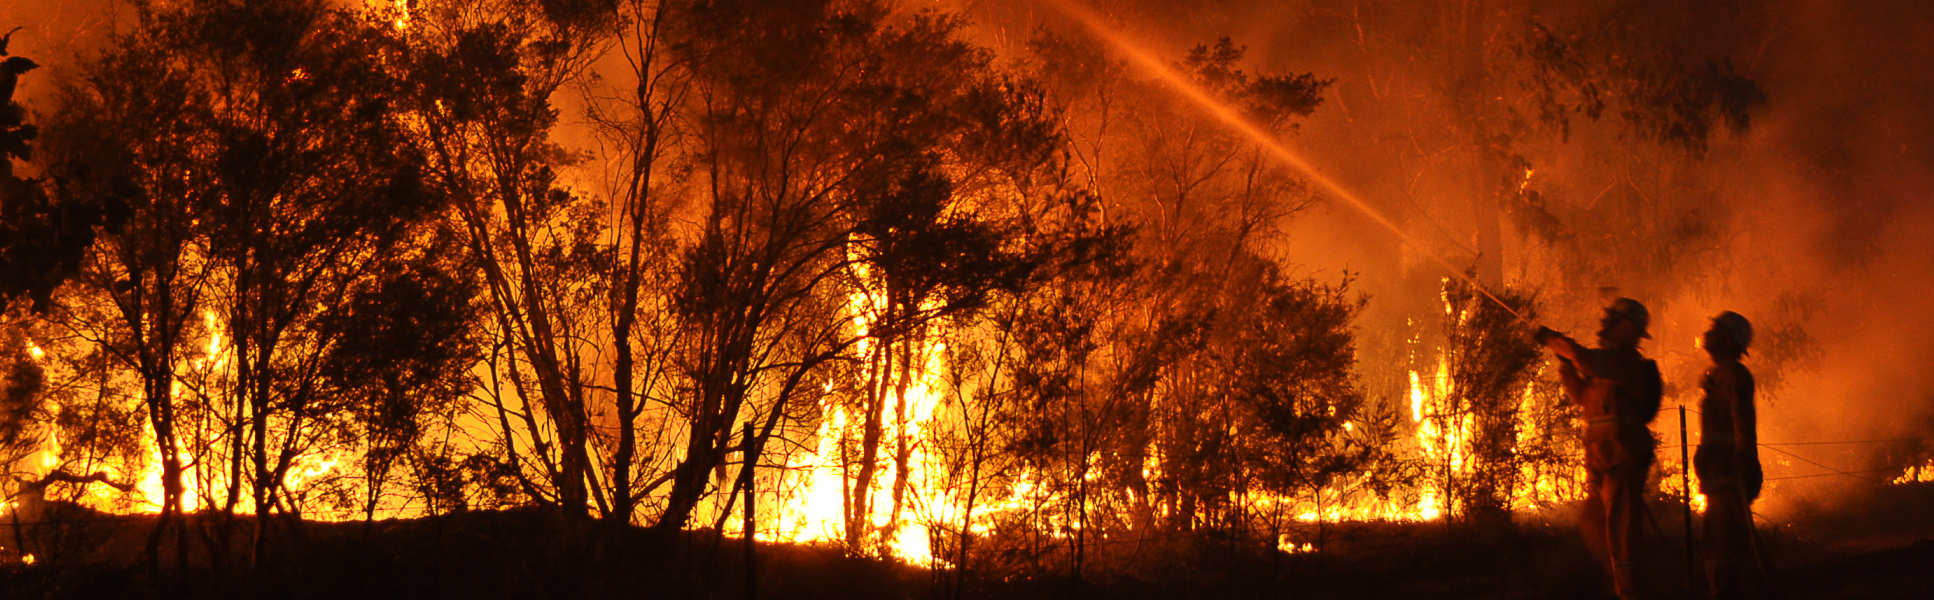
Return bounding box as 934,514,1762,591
744,421,758,600
1680,406,1696,598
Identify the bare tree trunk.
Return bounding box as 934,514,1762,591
141,365,185,573
654,343,748,533
885,316,916,548
603,0,677,523
610,335,638,522
656,411,723,533
250,363,269,566
847,322,891,551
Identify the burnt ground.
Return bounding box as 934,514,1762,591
0,484,1929,599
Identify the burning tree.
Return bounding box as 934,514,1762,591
1433,278,1555,523
33,9,224,566
891,26,1410,580
399,0,617,518
653,0,1066,550
31,0,483,566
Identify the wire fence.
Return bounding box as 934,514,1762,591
1668,405,1926,486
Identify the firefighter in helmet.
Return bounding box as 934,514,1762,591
1535,298,1664,600
1696,311,1760,599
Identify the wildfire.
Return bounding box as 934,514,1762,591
13,307,382,521
14,264,1615,567
752,286,1602,564
1893,458,1934,485
380,0,411,30
1276,535,1316,554
761,262,962,565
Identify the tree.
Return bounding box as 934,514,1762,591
39,0,475,566
1,28,120,315
315,254,481,524
643,2,1066,550
1028,30,1344,535
401,0,615,517
1435,277,1544,523
149,0,448,560
39,12,222,567
580,0,689,525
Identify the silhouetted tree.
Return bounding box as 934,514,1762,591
38,12,221,568
401,0,614,517
40,0,474,566
2,29,120,314
648,2,1063,548
1436,277,1544,523
579,0,688,525
315,254,482,524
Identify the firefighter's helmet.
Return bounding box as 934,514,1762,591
1603,297,1651,339
1710,311,1752,355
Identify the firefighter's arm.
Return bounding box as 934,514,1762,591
1534,326,1597,378
1555,356,1584,400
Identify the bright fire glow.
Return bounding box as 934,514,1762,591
1276,534,1316,554
759,262,965,565
1893,458,1934,485
25,308,366,521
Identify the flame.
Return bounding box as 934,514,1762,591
390,0,410,30
10,232,1622,562
762,262,961,565
1276,535,1315,554
27,307,369,520
1893,458,1934,485
1328,295,1585,523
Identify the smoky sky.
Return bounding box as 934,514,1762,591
944,0,1934,514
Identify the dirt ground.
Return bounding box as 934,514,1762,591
1,486,1929,599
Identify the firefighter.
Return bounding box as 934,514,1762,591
1695,311,1759,599
1534,298,1663,600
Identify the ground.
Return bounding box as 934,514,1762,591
0,485,1929,599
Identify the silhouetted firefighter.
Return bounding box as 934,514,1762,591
1535,298,1663,600
1695,311,1760,599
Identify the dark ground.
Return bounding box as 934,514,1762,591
1,484,1929,599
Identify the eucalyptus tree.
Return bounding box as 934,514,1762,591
44,0,476,565
646,2,1065,550
399,0,616,516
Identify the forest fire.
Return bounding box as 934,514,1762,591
760,266,963,564
1895,459,1934,485
2,0,1933,598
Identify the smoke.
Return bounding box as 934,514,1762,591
947,0,1934,516
1595,0,1934,514
0,1,126,96
1719,0,1934,512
